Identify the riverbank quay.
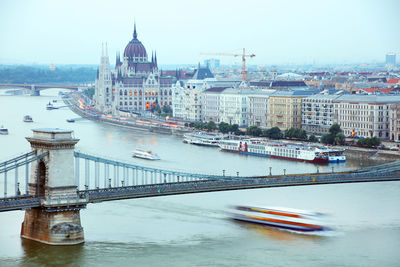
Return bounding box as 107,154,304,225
64,94,190,136
64,92,400,161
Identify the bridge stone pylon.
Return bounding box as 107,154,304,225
21,128,84,245
30,85,40,96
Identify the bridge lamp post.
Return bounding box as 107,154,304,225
222,170,225,176
331,167,334,173
236,171,239,177
269,167,272,176
283,169,286,176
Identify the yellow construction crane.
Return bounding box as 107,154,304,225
201,48,255,81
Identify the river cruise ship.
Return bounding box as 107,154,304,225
183,132,224,147
218,139,345,164
232,205,330,232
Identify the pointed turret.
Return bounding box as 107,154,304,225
154,51,158,69
115,51,121,67
133,22,137,40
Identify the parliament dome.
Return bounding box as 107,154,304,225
123,24,147,62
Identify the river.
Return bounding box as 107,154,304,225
0,90,399,266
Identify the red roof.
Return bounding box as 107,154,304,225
387,78,400,84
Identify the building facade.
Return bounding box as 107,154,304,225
247,89,276,129
333,95,400,139
390,103,400,141
202,87,229,123
302,94,340,135
219,88,249,127
268,91,314,130
94,24,173,115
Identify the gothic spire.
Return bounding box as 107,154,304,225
154,51,158,67
133,21,137,39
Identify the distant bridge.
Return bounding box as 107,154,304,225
0,83,89,96
1,128,400,245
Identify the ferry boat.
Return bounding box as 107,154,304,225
0,126,8,135
183,132,224,147
23,115,33,122
132,149,160,160
232,205,330,232
46,102,57,110
66,119,75,123
218,139,345,164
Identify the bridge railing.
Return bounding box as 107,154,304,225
73,151,247,191
0,151,48,198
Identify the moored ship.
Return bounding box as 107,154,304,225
218,139,345,164
232,205,330,232
183,132,224,147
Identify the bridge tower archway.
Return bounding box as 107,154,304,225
21,128,84,245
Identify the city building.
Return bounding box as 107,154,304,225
219,88,249,127
204,58,220,71
386,52,396,66
202,87,229,123
94,24,174,115
268,91,315,130
334,95,400,140
390,103,400,141
247,89,276,129
302,94,340,135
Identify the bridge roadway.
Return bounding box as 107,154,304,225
1,161,400,212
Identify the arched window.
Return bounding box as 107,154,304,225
169,90,172,96
124,90,127,96
134,90,137,96
119,90,122,95
139,90,142,96
129,90,133,96
106,88,109,93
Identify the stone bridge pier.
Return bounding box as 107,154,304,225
30,85,40,96
21,128,85,245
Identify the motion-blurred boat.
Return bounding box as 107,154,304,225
232,205,330,232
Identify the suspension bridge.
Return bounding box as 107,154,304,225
1,128,400,245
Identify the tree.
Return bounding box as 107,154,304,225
162,105,172,115
329,123,342,136
206,121,217,132
246,126,262,137
308,135,318,143
264,127,283,139
154,104,162,114
321,133,335,145
334,132,346,145
218,122,231,133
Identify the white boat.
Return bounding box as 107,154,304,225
0,126,9,135
46,102,57,110
232,205,330,232
183,132,224,147
23,115,33,122
132,149,160,160
218,139,346,164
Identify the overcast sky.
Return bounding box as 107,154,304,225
0,0,399,66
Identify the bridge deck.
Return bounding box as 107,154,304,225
1,167,399,212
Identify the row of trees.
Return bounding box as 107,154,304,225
0,65,97,84
246,125,318,141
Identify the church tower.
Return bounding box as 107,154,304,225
94,43,112,113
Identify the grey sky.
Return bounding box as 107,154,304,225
0,0,399,66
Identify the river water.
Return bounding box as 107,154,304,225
0,90,399,266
